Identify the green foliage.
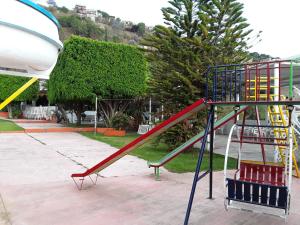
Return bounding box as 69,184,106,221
112,35,121,43
0,119,23,131
131,23,146,36
142,0,252,148
245,106,267,120
157,122,201,150
49,36,148,102
58,6,69,13
249,52,274,61
49,6,145,44
197,0,253,63
97,10,110,18
48,36,149,125
111,113,130,130
0,75,39,102
11,106,22,119
157,112,207,149
58,15,103,39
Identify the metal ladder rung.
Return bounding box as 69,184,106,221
247,86,279,89
246,77,279,82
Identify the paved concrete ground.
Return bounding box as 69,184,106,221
0,132,300,225
15,122,64,129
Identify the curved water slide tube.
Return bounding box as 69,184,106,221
71,98,208,179
0,0,63,79
147,106,248,176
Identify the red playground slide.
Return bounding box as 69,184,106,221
71,98,207,179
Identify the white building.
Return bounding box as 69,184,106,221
74,5,97,22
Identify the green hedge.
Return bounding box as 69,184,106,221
0,75,39,102
48,35,149,103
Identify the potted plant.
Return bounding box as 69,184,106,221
0,111,9,118
104,113,130,137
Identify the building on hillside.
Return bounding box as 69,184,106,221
107,16,116,24
47,0,57,7
74,5,98,22
86,9,97,22
122,21,133,29
74,5,87,18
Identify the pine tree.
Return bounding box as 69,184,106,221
142,0,253,148
162,0,199,38
197,0,253,64
143,0,252,111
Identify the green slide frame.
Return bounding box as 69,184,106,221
147,106,248,179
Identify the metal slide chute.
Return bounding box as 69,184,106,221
148,105,248,179
71,98,208,189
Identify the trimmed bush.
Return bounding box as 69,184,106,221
48,35,149,125
0,75,39,102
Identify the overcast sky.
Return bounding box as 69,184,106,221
37,0,300,58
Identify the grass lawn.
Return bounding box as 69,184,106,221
0,119,24,131
81,132,237,173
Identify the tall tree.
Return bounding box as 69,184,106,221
142,0,252,147
48,36,149,125
143,0,252,111
136,23,146,36
162,0,200,38
197,0,253,64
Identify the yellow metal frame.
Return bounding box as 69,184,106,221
247,75,300,177
268,96,300,177
0,77,38,111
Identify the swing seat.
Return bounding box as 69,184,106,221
226,178,288,210
236,161,285,186
227,161,288,211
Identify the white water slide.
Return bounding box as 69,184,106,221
0,0,62,79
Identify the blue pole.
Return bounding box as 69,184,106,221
184,110,213,225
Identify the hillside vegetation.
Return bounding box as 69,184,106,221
47,6,148,44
